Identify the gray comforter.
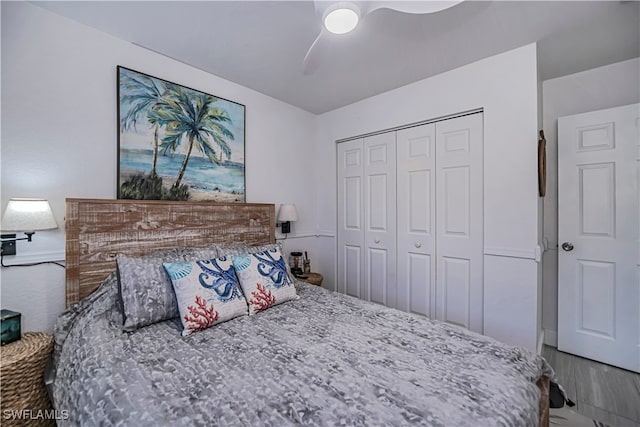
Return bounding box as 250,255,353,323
52,275,552,426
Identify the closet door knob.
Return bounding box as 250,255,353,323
561,242,574,252
415,243,422,248
374,238,380,244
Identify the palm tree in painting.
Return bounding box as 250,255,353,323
150,86,235,191
119,70,168,176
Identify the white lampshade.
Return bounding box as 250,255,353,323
1,198,58,232
277,204,298,222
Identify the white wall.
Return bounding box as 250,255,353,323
541,58,640,346
315,44,542,351
6,1,630,352
0,1,319,333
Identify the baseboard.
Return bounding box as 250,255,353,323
544,329,558,347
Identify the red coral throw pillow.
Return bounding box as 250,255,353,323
163,257,248,336
183,295,220,331
231,247,298,315
249,283,276,313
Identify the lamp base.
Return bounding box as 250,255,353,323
0,234,17,256
281,221,291,234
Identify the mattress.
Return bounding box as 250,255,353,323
51,274,552,426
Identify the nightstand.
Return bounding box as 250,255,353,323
302,272,323,286
0,332,55,426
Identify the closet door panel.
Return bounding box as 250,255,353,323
368,174,388,230
441,256,471,328
397,124,436,316
436,113,484,333
442,166,470,236
344,245,361,298
368,248,389,305
337,139,364,298
364,132,397,306
408,253,432,315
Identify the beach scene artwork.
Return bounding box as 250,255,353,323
117,66,245,202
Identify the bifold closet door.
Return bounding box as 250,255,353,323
337,139,365,298
396,124,436,317
363,132,397,306
338,112,482,328
435,113,484,333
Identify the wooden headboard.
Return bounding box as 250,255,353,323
65,198,275,307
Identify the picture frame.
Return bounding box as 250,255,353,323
117,66,246,202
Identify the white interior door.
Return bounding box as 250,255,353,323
397,123,436,317
435,113,484,333
558,103,640,373
363,132,397,306
337,139,364,298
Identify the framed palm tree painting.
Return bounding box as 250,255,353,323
117,66,245,202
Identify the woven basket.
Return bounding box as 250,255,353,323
0,332,55,426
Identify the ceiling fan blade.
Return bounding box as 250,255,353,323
366,1,463,15
302,0,463,74
303,30,330,75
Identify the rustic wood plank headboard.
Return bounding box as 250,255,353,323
65,198,275,307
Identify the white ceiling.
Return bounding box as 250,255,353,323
32,1,640,114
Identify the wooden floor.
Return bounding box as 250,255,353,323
542,345,640,427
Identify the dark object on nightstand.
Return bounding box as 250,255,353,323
303,272,323,286
1,309,22,345
0,332,55,426
290,251,303,276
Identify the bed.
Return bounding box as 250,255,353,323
51,198,552,426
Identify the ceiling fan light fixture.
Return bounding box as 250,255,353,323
323,6,360,34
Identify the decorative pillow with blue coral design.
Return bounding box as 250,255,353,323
217,242,296,285
232,247,298,315
163,256,248,336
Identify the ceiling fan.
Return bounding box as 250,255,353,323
303,1,463,75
